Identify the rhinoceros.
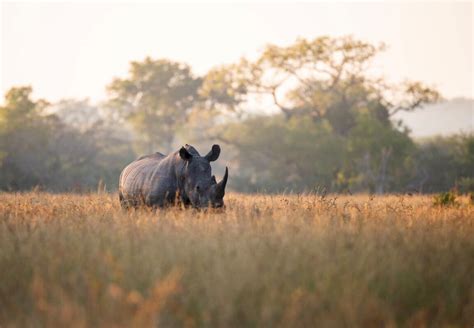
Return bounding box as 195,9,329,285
119,144,228,209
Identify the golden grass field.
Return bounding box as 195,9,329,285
0,192,473,327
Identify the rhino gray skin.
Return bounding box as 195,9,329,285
119,144,228,209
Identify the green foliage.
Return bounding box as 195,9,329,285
433,191,459,207
0,87,55,189
220,115,346,192
0,89,134,191
344,111,415,193
412,134,474,193
216,109,420,193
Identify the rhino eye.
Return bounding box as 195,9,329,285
196,185,201,191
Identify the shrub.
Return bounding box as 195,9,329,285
433,191,458,207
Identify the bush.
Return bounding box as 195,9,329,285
433,191,458,207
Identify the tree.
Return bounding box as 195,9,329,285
199,36,440,193
412,134,474,193
0,86,55,189
0,88,135,191
217,115,346,193
344,110,415,193
107,57,202,153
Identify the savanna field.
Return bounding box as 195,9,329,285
0,192,473,327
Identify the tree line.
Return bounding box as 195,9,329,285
1,36,472,193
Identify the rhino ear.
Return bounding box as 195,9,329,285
205,144,221,162
179,147,192,161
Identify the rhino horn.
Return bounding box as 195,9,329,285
216,167,228,199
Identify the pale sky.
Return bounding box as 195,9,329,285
1,2,473,103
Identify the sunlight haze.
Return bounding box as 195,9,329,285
1,2,472,102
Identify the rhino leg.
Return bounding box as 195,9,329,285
119,191,141,210
147,195,172,208
119,191,128,209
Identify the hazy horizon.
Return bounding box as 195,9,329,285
2,2,473,104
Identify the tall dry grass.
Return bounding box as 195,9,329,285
0,192,473,327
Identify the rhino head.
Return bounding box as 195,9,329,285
179,144,228,208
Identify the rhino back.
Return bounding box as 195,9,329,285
119,152,179,206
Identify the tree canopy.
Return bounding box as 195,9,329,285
107,58,201,153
